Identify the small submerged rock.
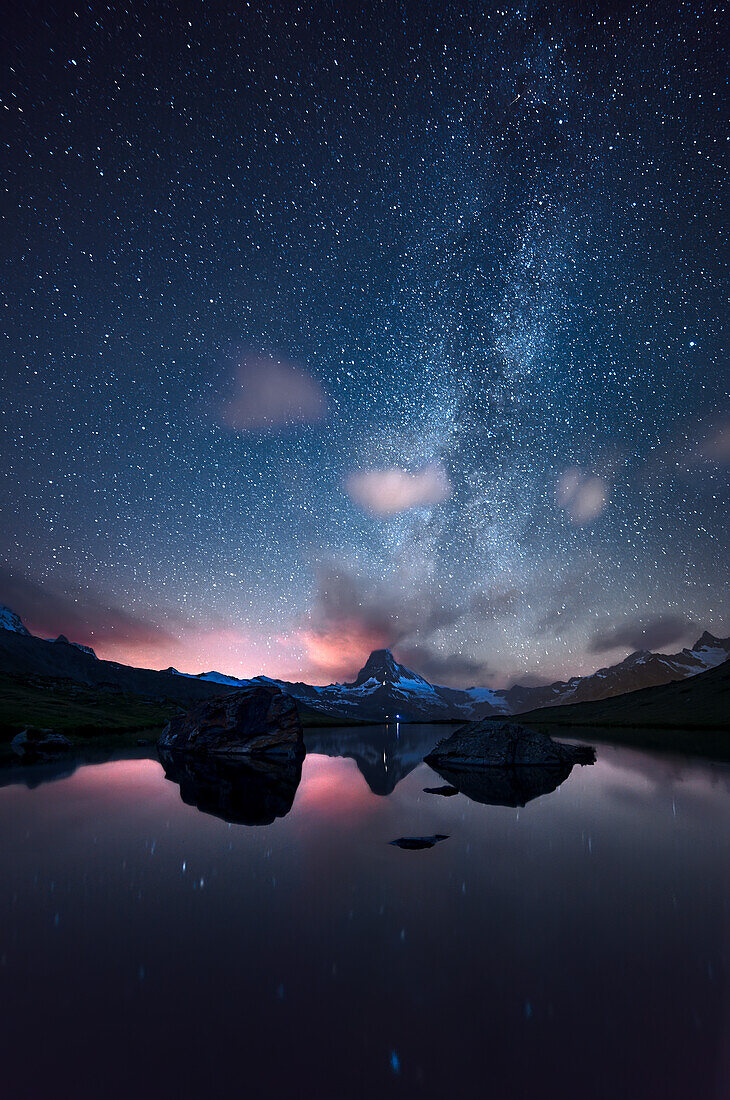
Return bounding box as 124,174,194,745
389,835,450,850
425,719,595,769
11,728,72,758
423,784,460,797
158,684,304,759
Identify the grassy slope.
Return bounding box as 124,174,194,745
0,673,182,740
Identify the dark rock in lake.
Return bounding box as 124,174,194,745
159,749,302,826
158,684,304,758
425,719,595,769
389,834,449,850
429,761,574,808
11,728,72,758
423,784,460,796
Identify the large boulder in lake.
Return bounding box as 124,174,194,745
425,719,595,769
158,684,304,758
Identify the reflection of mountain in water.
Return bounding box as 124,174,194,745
429,761,575,808
305,724,456,795
159,750,302,826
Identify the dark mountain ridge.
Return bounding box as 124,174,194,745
519,656,730,731
0,622,229,706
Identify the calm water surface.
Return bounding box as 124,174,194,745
1,724,728,1099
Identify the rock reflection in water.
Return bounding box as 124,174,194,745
159,750,302,826
428,761,576,808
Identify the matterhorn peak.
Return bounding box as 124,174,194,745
349,648,429,688
366,647,397,667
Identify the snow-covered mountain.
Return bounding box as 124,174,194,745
498,632,730,713
173,648,476,721
173,634,730,723
0,605,30,636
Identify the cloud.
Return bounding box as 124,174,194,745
297,563,466,680
314,562,461,639
642,412,730,488
506,671,553,689
345,463,451,515
396,644,490,687
297,623,385,678
312,565,520,644
533,565,603,636
221,354,327,431
556,467,609,524
294,564,521,683
588,614,694,655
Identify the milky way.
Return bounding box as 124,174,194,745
1,2,727,686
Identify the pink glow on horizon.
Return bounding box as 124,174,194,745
17,606,653,690
87,628,310,682
25,613,375,685
82,624,606,690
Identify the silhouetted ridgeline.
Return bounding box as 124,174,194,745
519,658,729,729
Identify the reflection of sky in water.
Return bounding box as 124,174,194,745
0,740,728,1099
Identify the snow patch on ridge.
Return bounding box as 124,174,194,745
0,605,30,636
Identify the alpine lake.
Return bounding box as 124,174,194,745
1,722,728,1099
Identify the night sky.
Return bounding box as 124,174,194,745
1,1,727,688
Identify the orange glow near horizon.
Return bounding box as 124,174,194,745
34,619,601,690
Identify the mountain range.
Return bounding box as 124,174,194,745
519,654,730,731
1,603,728,724
0,608,227,706
170,634,730,723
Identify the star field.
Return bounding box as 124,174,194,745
0,1,727,686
